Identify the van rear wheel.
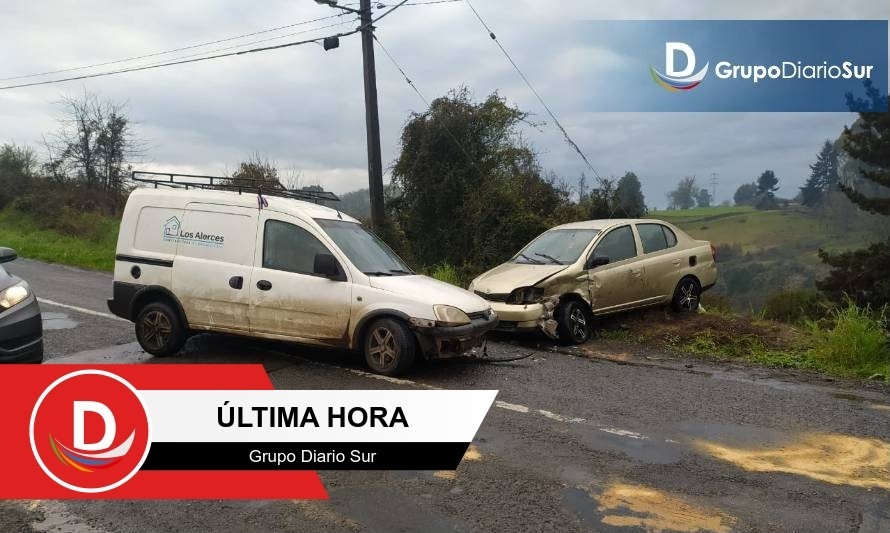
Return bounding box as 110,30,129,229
363,318,416,376
135,301,186,357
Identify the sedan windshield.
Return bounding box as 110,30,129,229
513,229,600,265
315,219,414,276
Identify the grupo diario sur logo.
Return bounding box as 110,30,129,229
651,41,877,92
585,20,887,111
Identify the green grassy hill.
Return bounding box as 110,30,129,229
647,206,882,311
649,205,875,255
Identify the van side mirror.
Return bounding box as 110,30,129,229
586,255,609,269
0,247,17,264
314,253,346,281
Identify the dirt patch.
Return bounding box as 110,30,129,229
599,307,800,352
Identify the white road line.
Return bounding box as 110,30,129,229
345,368,589,424
37,297,129,322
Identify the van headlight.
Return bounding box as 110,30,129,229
433,304,471,326
0,281,30,310
506,286,544,305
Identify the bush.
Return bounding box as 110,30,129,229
763,290,828,323
808,302,890,378
426,264,464,287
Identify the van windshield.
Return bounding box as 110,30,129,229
513,229,600,265
315,219,414,276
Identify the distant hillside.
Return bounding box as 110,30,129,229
647,206,883,311
335,188,371,220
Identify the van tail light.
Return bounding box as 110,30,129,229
710,244,717,262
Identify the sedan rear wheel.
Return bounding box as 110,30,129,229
672,277,701,312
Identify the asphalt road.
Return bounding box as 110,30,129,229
3,258,890,533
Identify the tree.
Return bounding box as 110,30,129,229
614,172,647,217
667,177,697,210
817,88,890,307
390,88,568,273
695,188,712,208
756,170,779,198
46,92,141,193
734,182,757,206
0,143,38,208
800,140,840,207
230,152,279,184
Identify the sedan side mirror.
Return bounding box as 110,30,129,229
314,253,346,281
586,255,609,269
0,247,17,264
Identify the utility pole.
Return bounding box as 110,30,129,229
359,0,385,229
710,172,719,203
314,0,386,228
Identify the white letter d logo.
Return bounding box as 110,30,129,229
665,42,696,77
73,401,116,451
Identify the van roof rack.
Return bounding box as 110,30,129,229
131,170,339,203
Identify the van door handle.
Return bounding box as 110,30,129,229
229,276,243,290
256,280,272,291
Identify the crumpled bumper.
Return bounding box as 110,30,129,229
413,314,499,358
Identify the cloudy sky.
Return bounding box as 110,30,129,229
1,0,887,208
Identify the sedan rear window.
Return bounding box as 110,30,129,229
637,223,677,254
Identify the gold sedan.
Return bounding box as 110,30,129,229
468,219,717,344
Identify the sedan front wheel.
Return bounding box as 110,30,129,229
556,300,592,345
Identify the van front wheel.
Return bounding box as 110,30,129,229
363,318,416,376
135,301,186,357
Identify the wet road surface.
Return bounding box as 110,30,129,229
2,259,889,533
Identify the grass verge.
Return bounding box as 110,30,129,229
598,303,889,381
0,209,118,271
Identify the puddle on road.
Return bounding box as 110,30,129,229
41,312,78,330
696,433,890,490
565,482,735,533
832,392,890,413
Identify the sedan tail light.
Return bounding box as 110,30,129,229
710,244,717,262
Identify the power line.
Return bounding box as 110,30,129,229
372,33,476,166
462,0,602,181
95,18,358,76
0,13,350,82
0,24,362,90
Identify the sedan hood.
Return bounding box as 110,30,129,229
368,275,489,313
472,263,567,294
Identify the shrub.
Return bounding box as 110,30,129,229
763,290,829,323
427,264,464,287
808,302,890,378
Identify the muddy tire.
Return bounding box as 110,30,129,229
363,318,416,376
555,300,592,345
135,301,186,357
671,277,701,312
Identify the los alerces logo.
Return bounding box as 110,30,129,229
650,42,709,91
29,370,152,493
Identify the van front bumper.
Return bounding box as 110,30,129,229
0,296,44,363
413,314,499,358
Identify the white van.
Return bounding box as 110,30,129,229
107,177,497,375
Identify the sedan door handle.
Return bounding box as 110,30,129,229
256,280,272,291
229,276,243,290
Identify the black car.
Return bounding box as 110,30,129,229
0,247,43,363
